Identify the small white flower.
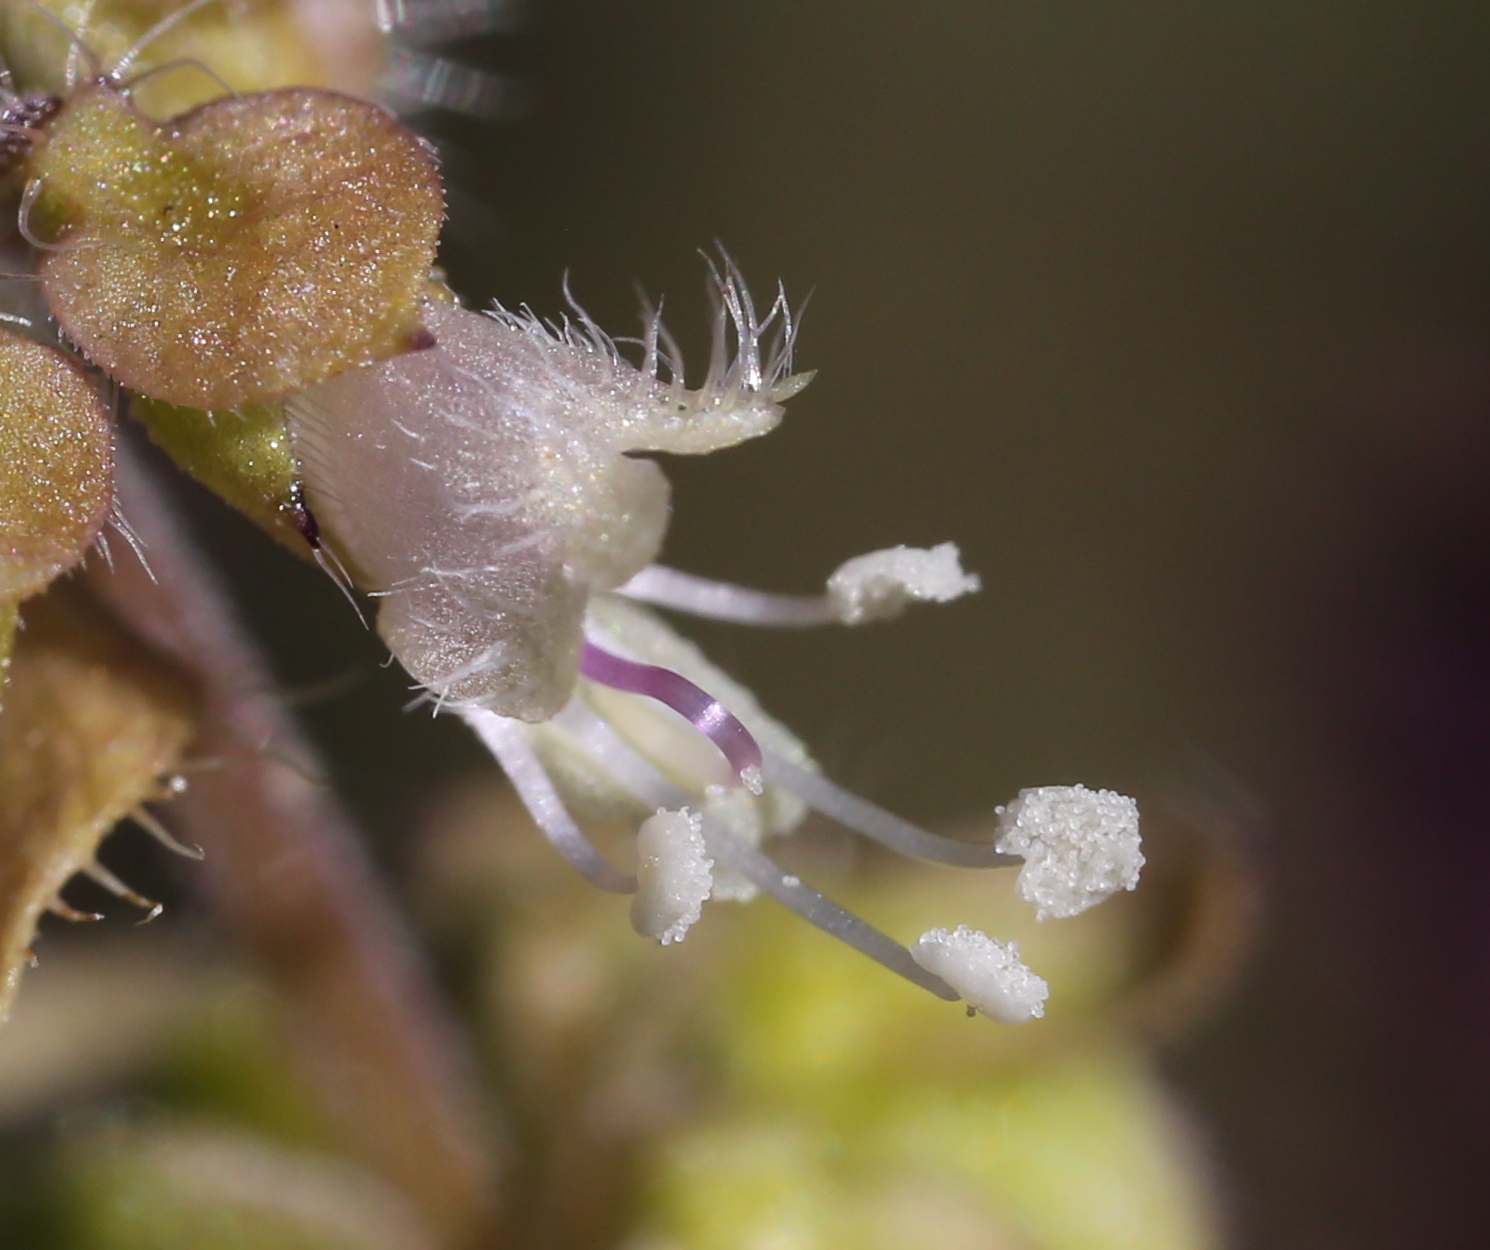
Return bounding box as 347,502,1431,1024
911,927,1048,1023
290,255,1141,1018
287,257,805,723
995,785,1144,920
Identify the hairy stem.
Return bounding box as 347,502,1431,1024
89,442,504,1248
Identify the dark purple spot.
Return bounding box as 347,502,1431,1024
287,484,321,548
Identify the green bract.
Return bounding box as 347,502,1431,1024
131,394,311,553
0,586,197,1020
29,83,442,410
0,329,113,606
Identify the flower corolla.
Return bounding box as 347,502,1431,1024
286,261,801,722
287,258,1143,1020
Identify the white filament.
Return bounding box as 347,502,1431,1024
615,565,838,626
702,820,959,1001
462,706,637,894
541,696,959,1000
762,752,1019,870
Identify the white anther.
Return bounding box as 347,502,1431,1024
631,807,713,944
826,543,981,625
994,785,1143,920
911,926,1048,1023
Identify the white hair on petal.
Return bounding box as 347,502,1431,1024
482,248,812,426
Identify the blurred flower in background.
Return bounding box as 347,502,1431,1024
412,778,1254,1250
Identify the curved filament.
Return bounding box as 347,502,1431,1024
580,641,764,791
463,706,637,894
763,753,1020,870
616,564,838,626
545,697,960,1001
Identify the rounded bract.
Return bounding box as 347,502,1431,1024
33,84,442,409
0,331,113,601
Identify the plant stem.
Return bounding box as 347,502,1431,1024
90,442,505,1248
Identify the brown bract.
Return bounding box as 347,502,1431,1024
34,85,442,410
0,585,197,1021
0,331,113,602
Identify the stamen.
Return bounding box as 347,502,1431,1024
826,543,982,625
994,785,1144,920
548,695,678,799
614,545,980,628
763,752,1020,870
910,927,1048,1023
701,818,959,1001
545,698,961,1002
631,808,713,944
461,706,637,894
616,565,838,627
580,641,764,792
